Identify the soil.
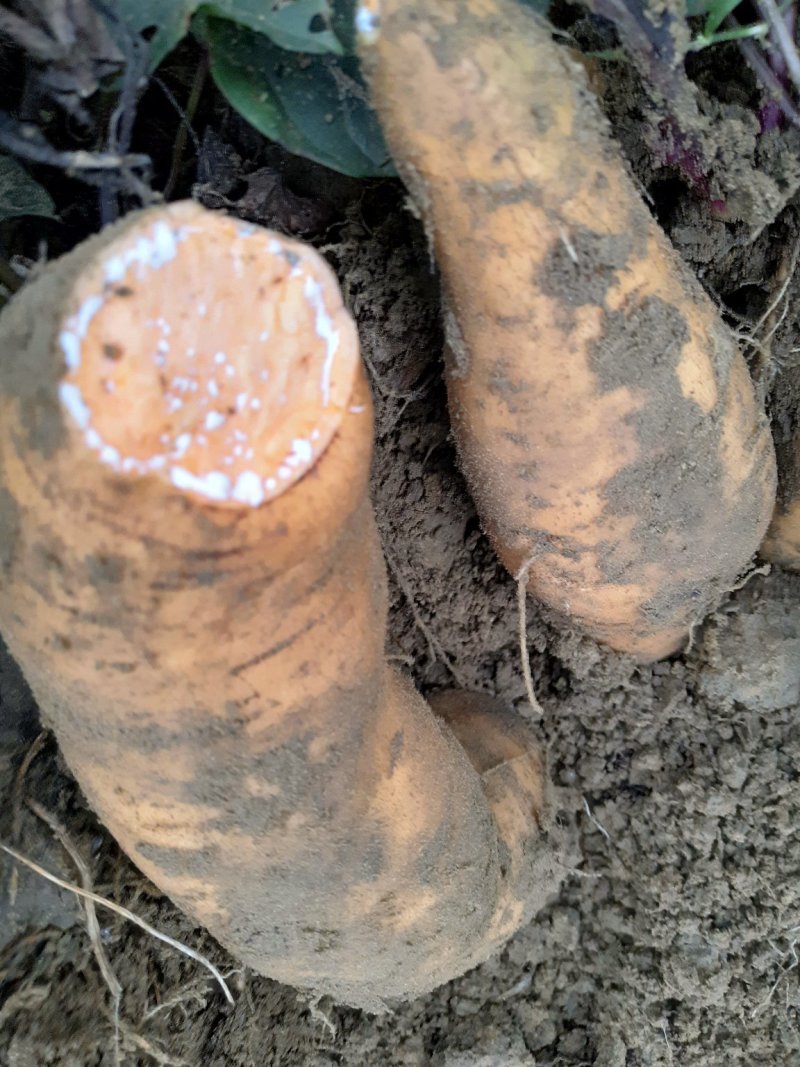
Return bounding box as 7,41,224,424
2,6,800,1065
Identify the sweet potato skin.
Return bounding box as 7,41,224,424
761,437,800,568
0,204,559,1010
361,0,777,660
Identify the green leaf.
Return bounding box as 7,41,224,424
115,0,342,72
199,15,394,178
203,0,342,55
702,0,745,35
0,156,57,222
114,0,196,71
685,0,714,16
516,0,553,15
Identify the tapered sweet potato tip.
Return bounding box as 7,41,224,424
56,201,359,506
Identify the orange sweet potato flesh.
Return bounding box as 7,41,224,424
360,0,777,660
0,201,559,1011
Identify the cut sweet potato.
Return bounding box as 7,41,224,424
0,201,559,1010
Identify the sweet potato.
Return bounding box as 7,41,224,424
761,436,800,567
0,201,558,1011
359,0,777,660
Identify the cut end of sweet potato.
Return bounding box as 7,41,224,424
56,201,360,507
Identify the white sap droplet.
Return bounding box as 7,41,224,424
104,256,125,283
232,470,264,506
292,438,313,464
58,382,91,429
76,295,103,338
173,432,192,457
100,445,120,466
355,2,381,43
152,222,178,268
170,467,231,501
303,275,340,406
204,411,226,432
59,331,81,369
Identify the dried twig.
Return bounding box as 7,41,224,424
756,0,800,92
738,34,800,128
0,113,150,172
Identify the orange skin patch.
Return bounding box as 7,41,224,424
57,201,359,507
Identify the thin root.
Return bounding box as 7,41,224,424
728,562,771,595
8,729,48,907
582,796,612,844
0,841,234,1006
117,1019,189,1067
384,546,467,686
11,729,48,842
305,995,338,1040
515,557,544,718
28,798,123,1065
684,561,770,656
751,926,800,1018
143,982,208,1022
746,234,800,386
